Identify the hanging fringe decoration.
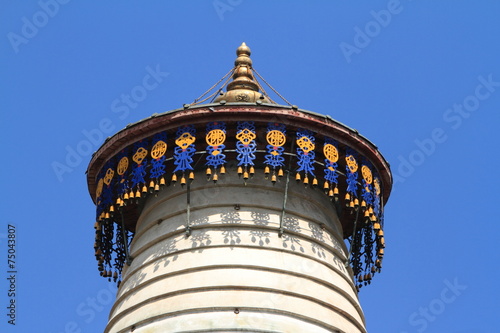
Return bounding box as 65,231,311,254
236,121,257,181
373,176,383,228
172,125,197,186
295,129,317,186
129,140,149,202
264,123,286,184
323,137,339,200
90,120,389,288
205,122,226,183
95,159,115,222
350,227,363,291
100,220,114,281
361,162,375,224
345,148,359,211
150,132,168,193
373,175,385,272
116,149,129,207
113,221,127,285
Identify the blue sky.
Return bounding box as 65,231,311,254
1,1,499,332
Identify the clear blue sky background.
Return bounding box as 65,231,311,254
1,1,499,332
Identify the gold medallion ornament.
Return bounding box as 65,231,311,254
361,165,373,184
296,136,315,153
176,132,196,149
151,140,167,159
346,155,358,173
133,147,148,164
103,168,114,185
236,128,256,144
323,143,339,163
206,129,226,146
266,130,286,155
374,177,381,195
96,178,104,198
117,157,129,176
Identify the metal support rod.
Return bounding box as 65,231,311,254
279,170,290,237
185,180,192,237
279,138,296,237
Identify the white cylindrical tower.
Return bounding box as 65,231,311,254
86,43,392,333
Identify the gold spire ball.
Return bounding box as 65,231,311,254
214,42,270,103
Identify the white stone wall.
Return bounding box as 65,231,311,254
105,168,366,333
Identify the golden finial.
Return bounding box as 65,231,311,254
215,43,270,103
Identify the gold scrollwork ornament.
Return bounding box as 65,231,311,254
151,140,167,159
176,132,196,149
103,168,114,185
236,128,256,144
266,130,286,147
206,129,226,146
374,178,381,195
133,147,148,164
117,157,129,175
361,165,373,184
346,155,358,173
297,136,315,153
323,143,339,163
96,178,104,198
